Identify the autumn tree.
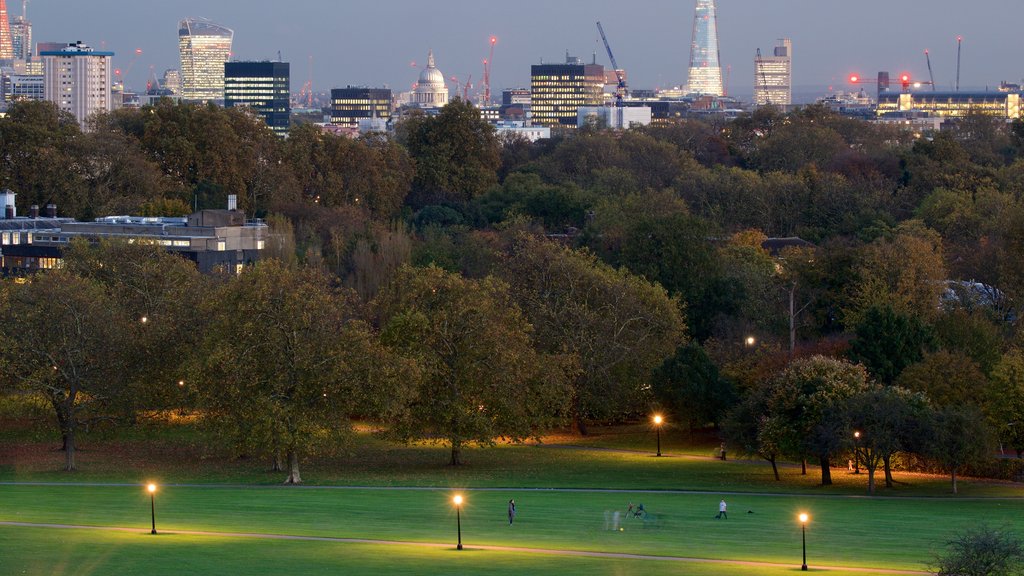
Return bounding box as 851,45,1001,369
845,385,929,494
925,405,993,495
895,350,987,408
986,350,1024,457
499,235,687,433
376,264,570,465
0,270,128,470
196,260,401,483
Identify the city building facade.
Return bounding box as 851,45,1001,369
41,41,113,128
687,0,723,96
0,0,12,60
330,86,391,129
530,55,605,128
754,38,792,107
178,18,233,102
224,61,290,136
10,13,29,61
877,91,1022,120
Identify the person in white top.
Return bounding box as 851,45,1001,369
716,499,727,519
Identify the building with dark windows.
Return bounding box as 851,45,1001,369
330,86,391,130
224,61,290,136
530,55,604,128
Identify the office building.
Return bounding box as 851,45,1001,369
162,69,181,94
10,13,29,61
178,18,233,102
687,0,723,96
502,88,530,107
41,41,113,129
330,87,391,129
6,72,41,101
530,55,605,128
577,106,652,129
413,50,448,108
877,91,1022,120
754,38,792,107
224,61,290,136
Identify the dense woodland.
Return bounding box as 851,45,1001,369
3,98,1024,490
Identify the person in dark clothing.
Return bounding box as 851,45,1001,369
508,499,516,524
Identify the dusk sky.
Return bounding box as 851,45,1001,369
28,0,1024,100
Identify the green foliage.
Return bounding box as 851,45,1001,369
652,343,736,429
987,350,1024,456
926,405,994,494
376,265,571,464
849,304,934,385
935,525,1024,576
896,350,987,408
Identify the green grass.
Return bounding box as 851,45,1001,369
0,526,886,576
1,483,1022,572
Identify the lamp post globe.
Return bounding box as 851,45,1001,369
453,495,464,550
147,483,158,534
653,415,664,457
799,513,809,571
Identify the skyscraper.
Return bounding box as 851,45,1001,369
531,54,605,128
41,42,113,129
331,87,392,129
687,0,723,97
9,4,29,61
178,17,233,102
224,61,290,136
754,38,792,107
0,0,13,60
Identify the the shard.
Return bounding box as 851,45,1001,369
0,0,13,60
687,0,723,96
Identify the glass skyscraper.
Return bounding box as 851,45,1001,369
687,0,723,97
178,17,233,102
0,0,13,60
224,61,291,136
754,38,792,107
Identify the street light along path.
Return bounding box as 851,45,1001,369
0,521,929,575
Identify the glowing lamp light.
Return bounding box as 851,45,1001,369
653,415,663,425
453,495,463,506
147,483,157,494
799,513,808,524
849,75,859,84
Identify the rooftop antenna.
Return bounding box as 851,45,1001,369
955,36,962,92
21,0,27,20
277,50,282,62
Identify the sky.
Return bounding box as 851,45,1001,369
25,0,1024,100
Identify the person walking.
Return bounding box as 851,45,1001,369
716,499,727,519
508,499,516,525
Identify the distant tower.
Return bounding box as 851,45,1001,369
9,0,29,61
41,42,114,129
0,0,13,60
687,0,723,96
178,17,233,102
754,38,792,107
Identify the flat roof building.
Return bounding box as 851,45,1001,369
178,18,233,103
330,86,391,130
41,41,113,129
877,91,1021,120
224,60,290,136
754,38,792,107
531,55,605,128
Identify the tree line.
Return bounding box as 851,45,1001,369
3,97,1024,488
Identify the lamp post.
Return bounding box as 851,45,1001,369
799,512,809,571
853,431,861,474
147,483,157,535
453,495,464,550
653,415,664,457
745,335,756,347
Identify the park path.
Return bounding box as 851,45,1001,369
0,520,929,575
1,480,1021,501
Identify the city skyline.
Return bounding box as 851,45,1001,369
24,0,1024,100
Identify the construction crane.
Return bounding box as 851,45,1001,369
924,50,937,92
481,36,496,106
755,48,770,106
596,21,627,106
955,36,963,92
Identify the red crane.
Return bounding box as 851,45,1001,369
481,36,496,106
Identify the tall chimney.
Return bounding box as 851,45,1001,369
45,203,56,218
29,204,39,218
4,204,13,219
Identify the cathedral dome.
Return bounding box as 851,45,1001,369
413,50,449,107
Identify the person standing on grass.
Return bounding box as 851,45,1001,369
508,499,516,525
716,499,727,519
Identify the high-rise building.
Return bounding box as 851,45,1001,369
224,61,290,136
10,15,29,61
687,0,723,97
0,0,12,60
178,18,233,102
162,69,181,94
330,87,391,129
530,54,605,128
41,41,113,129
754,38,792,107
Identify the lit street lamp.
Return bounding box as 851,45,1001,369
853,431,861,474
745,335,756,347
453,494,464,550
799,512,809,571
653,415,664,457
147,483,158,534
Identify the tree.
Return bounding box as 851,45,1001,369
499,235,687,433
196,261,400,483
849,304,934,385
986,350,1024,458
766,355,871,486
722,385,783,480
935,525,1024,576
896,350,987,409
0,270,128,471
926,405,992,494
376,265,570,465
845,385,929,494
398,99,501,206
652,343,736,430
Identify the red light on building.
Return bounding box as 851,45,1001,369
849,75,859,83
